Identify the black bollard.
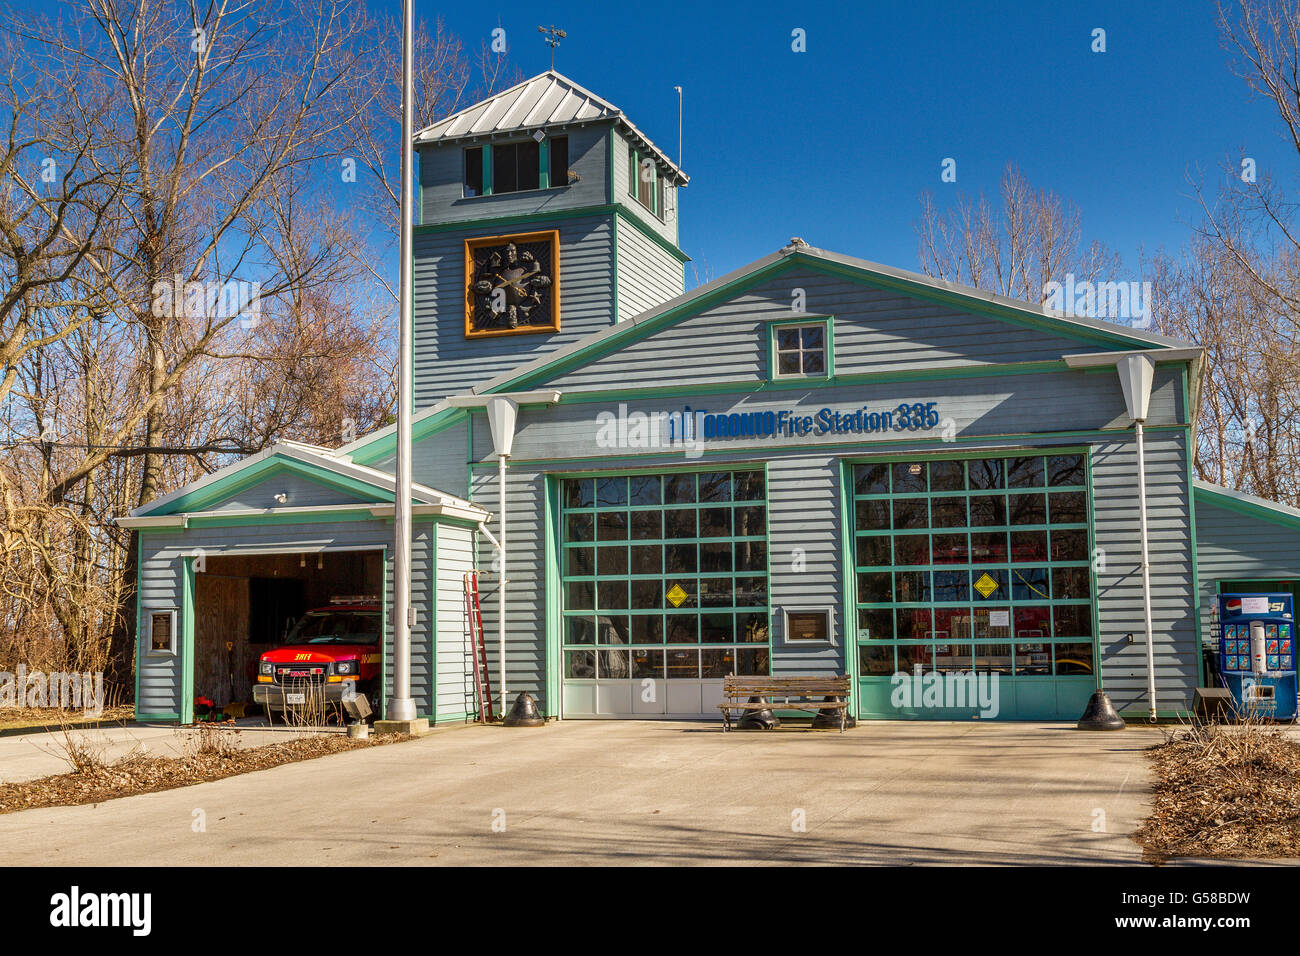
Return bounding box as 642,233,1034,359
502,691,546,727
737,695,780,730
1076,691,1126,730
811,695,856,730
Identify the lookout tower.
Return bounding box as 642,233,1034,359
411,70,689,406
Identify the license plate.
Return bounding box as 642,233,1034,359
286,693,306,705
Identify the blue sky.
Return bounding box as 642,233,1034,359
435,0,1285,286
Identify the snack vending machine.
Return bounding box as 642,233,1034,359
1217,592,1298,720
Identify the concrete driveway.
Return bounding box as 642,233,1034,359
0,719,1160,865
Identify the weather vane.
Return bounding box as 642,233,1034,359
537,25,566,69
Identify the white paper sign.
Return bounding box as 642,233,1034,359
1241,597,1269,614
989,610,1010,627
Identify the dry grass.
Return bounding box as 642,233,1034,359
1135,715,1300,862
0,726,410,815
0,704,135,733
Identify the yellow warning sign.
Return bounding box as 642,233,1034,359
974,572,999,599
666,583,689,607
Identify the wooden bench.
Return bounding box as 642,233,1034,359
718,674,851,732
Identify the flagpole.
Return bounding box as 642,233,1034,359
387,0,416,723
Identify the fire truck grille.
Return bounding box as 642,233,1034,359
274,667,328,686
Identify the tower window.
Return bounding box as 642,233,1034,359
493,139,539,193
463,136,569,197
464,147,483,197
550,136,569,185
627,147,663,220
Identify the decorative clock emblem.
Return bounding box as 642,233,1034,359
464,230,560,337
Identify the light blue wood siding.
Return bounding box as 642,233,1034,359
435,523,479,721
1194,492,1300,647
542,267,1130,392
205,471,374,512
418,123,612,226
610,129,678,246
768,454,844,675
1091,430,1199,714
616,215,684,322
412,213,617,406
470,466,549,711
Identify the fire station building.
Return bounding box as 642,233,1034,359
119,71,1300,724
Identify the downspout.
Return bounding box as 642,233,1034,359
1118,354,1158,721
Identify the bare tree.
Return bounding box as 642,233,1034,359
915,164,1121,304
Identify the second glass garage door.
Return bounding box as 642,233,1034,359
559,468,771,717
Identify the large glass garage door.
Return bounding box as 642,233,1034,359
560,469,770,717
852,453,1097,720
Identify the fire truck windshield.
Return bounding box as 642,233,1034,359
284,610,381,645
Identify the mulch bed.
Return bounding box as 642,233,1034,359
0,705,136,732
1135,720,1300,862
0,729,408,815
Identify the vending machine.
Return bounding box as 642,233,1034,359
1217,592,1298,720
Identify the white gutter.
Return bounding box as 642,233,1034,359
115,515,189,530
447,390,562,715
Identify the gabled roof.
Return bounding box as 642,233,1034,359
1194,479,1300,531
414,70,688,185
122,441,485,523
464,241,1202,395
342,240,1205,464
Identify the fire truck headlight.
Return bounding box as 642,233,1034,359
334,660,358,676
258,661,274,676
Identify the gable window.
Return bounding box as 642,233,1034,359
769,319,832,379
463,135,569,197
627,147,662,219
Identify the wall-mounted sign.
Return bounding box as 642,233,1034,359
464,230,560,338
149,609,177,654
701,403,942,440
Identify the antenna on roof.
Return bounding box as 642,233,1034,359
538,25,566,69
673,85,682,171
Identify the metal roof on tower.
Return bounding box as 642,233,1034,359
413,69,688,184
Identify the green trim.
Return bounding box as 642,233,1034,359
412,201,690,264
153,455,392,516
612,203,621,323
466,417,474,501
839,459,860,717
1193,484,1300,533
469,424,1189,471
1085,446,1104,692
767,316,835,382
1182,369,1206,689
544,475,562,715
380,545,389,717
185,509,379,528
482,142,493,196
132,533,142,718
430,522,439,719
181,556,196,724
539,138,550,190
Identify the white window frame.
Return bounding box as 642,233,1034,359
781,606,835,646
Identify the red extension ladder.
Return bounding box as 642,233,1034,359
463,571,494,722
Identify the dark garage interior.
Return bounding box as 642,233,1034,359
193,549,383,710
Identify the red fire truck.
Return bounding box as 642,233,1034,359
253,597,382,722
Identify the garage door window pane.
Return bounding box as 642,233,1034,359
631,649,664,678
565,479,594,508
632,615,663,643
